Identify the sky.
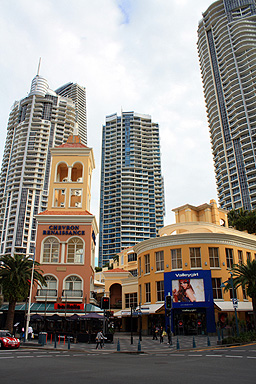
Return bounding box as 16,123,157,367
0,0,218,258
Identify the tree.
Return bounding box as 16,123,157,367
228,208,256,234
0,254,46,333
226,259,256,329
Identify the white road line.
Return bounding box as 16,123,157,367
170,354,185,356
17,356,34,358
36,355,53,358
72,354,85,356
205,355,222,357
247,356,256,359
188,354,202,357
55,354,71,357
225,355,243,358
0,356,14,359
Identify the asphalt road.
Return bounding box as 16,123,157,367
1,344,256,384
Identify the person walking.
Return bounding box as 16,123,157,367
95,330,104,349
159,326,164,343
28,326,33,341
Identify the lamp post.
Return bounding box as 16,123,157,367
138,302,142,342
130,305,134,344
25,253,35,342
221,271,239,337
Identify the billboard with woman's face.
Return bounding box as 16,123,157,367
172,278,205,303
164,270,213,309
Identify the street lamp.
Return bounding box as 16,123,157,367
220,271,239,337
25,252,35,342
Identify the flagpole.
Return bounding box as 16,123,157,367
25,248,35,342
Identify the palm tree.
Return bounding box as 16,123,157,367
227,259,256,329
0,254,46,333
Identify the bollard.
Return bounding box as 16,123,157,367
50,334,52,344
54,334,57,349
138,339,141,352
207,336,211,347
63,336,66,346
117,338,120,352
68,337,70,350
46,333,48,344
193,336,196,348
58,335,61,344
221,329,224,340
176,337,180,350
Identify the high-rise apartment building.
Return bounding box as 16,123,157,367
0,74,87,257
198,0,256,211
99,111,165,267
55,82,87,145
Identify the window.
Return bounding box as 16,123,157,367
139,285,142,304
125,293,137,308
42,238,59,263
190,247,201,268
226,248,234,268
129,269,138,277
53,189,66,208
171,249,182,269
246,252,251,262
70,189,82,208
67,238,83,263
138,258,141,276
212,278,222,299
209,247,220,268
242,287,247,300
128,253,137,262
155,250,164,271
64,276,82,297
156,281,164,302
238,250,243,264
145,283,151,303
229,287,237,300
145,254,150,274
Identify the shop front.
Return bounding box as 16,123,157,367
164,270,216,335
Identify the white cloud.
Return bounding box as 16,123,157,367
0,0,217,261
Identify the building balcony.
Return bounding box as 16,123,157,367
62,289,83,302
35,289,57,302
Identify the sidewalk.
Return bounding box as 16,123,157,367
21,333,220,354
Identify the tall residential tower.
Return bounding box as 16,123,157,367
99,111,165,267
0,74,87,257
198,0,256,211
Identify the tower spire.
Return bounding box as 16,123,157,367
37,58,41,76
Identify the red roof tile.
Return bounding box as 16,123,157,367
38,210,92,216
105,268,126,273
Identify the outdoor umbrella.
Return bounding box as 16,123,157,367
30,314,43,321
67,314,80,321
80,313,104,320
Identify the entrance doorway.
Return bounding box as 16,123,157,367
173,309,206,335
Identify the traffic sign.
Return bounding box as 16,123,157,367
232,298,238,309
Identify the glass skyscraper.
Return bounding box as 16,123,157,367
198,0,256,211
0,74,87,257
99,111,165,267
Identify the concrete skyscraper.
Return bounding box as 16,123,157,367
198,0,256,211
99,111,165,267
0,74,87,257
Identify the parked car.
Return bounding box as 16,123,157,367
0,330,20,349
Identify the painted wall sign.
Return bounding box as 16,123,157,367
54,303,84,310
43,225,85,236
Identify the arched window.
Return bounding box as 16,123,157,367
64,276,83,297
71,162,83,182
42,238,59,263
56,162,68,182
67,237,84,263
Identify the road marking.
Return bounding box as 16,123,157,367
247,356,256,359
73,354,85,357
205,355,222,357
170,354,185,356
0,356,14,359
17,356,34,358
188,354,202,357
56,354,71,357
36,355,53,358
225,355,243,358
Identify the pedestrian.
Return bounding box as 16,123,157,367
159,326,164,343
28,325,33,341
95,330,104,349
152,325,157,340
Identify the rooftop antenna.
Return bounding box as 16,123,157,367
37,57,41,76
